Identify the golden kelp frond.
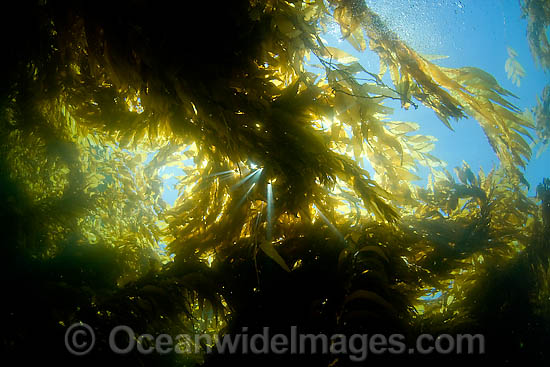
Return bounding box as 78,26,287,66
163,138,400,260
309,49,443,207
0,0,392,260
401,164,539,322
55,0,327,150
1,0,536,271
328,0,533,183
328,0,465,124
421,167,521,250
521,0,550,70
4,0,456,243
412,163,537,284
0,90,167,280
418,163,536,230
505,46,526,87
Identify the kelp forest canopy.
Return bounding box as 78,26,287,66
1,0,550,365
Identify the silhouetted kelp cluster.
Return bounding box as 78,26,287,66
1,0,549,365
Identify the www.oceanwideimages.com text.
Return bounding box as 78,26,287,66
65,323,485,361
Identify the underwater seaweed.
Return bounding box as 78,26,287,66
0,0,549,365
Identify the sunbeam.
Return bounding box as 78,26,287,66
313,203,346,243
207,170,235,178
230,168,263,191
235,181,257,209
266,181,274,242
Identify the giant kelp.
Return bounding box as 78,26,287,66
330,0,533,185
1,0,549,365
521,0,550,157
521,0,550,70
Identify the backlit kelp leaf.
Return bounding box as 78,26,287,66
386,121,420,135
418,53,450,62
321,46,359,64
505,46,526,87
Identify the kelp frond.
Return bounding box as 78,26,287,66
329,0,533,185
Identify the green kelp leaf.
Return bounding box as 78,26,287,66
259,241,291,272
